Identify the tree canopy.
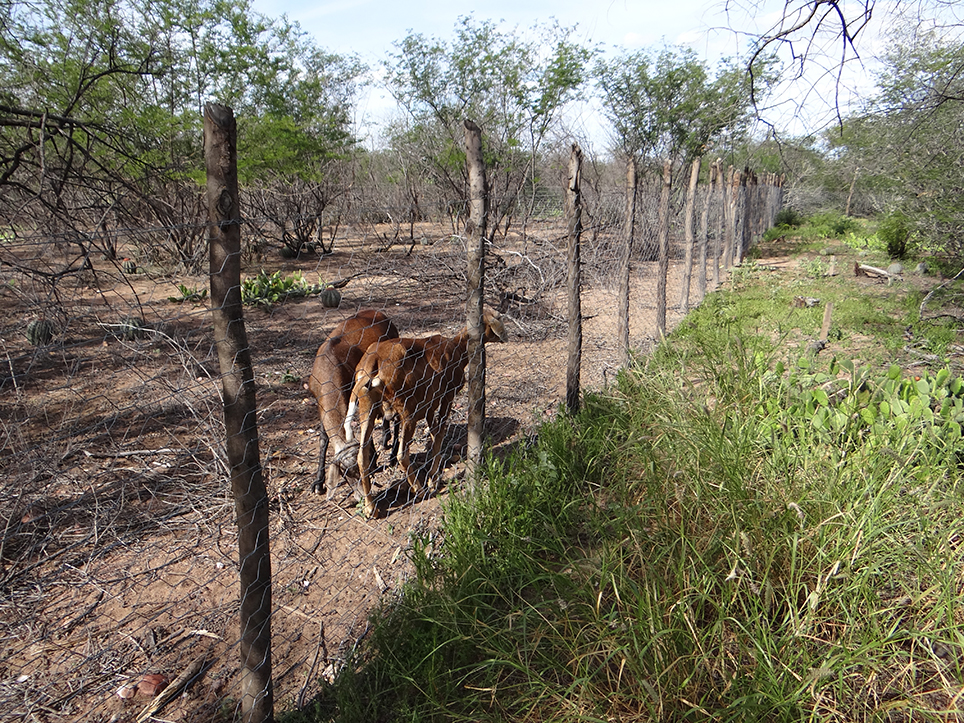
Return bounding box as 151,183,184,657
596,45,774,170
382,16,594,230
0,0,362,254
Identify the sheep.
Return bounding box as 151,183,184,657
307,309,400,499
344,308,507,518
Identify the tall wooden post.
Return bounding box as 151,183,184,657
655,158,672,339
617,157,637,368
739,168,751,262
464,120,487,476
565,143,583,414
679,157,701,314
205,103,274,723
697,159,713,301
712,159,724,289
723,165,737,270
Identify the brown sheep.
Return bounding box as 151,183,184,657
344,308,507,518
307,309,399,499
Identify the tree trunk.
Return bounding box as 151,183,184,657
679,157,701,314
656,158,672,339
464,120,487,477
618,157,636,368
204,103,274,723
565,143,583,414
845,167,858,217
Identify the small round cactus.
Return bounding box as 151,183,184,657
319,287,341,308
26,319,56,346
118,317,149,341
279,245,299,259
122,259,137,274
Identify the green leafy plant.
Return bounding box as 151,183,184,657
763,223,794,241
877,210,911,260
765,212,863,243
802,257,830,277
730,259,763,284
808,210,861,237
843,230,885,252
240,270,330,307
773,207,804,227
167,284,208,303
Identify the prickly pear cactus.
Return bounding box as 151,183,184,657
26,319,56,346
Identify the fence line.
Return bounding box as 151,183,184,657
0,154,783,722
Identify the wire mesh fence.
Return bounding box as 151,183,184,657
0,163,781,721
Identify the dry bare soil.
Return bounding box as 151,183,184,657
0,220,701,722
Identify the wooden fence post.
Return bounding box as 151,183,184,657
712,159,723,289
565,143,583,414
739,167,752,261
204,103,274,723
656,158,672,339
750,170,762,243
723,166,737,270
773,174,786,227
464,120,487,477
679,157,701,314
617,156,636,368
697,158,713,301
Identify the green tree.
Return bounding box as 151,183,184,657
382,15,594,236
809,28,964,252
860,28,964,253
0,0,362,268
596,45,771,165
738,1,964,256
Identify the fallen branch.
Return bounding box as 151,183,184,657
297,623,328,710
136,648,213,723
919,265,964,321
83,448,178,459
327,272,364,289
854,262,899,279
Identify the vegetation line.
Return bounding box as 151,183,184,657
294,225,964,723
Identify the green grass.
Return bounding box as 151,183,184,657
290,239,964,723
764,211,863,246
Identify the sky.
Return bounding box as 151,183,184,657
246,0,890,147
249,0,742,63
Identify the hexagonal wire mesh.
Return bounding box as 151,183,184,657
0,164,783,721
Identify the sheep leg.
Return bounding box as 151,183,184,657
397,418,420,492
381,415,400,468
325,440,359,500
355,407,379,519
313,426,329,495
424,410,449,492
